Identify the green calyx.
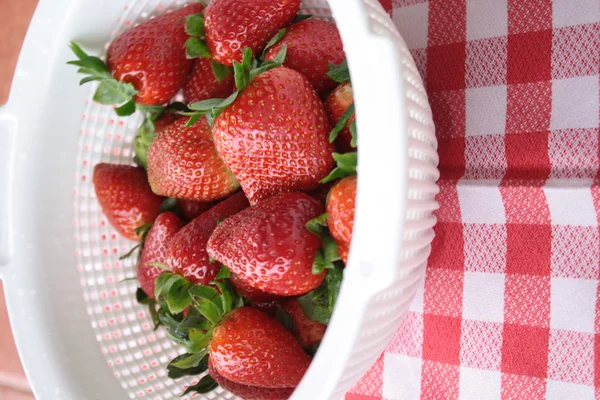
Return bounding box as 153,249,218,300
297,264,343,325
329,103,355,143
327,60,351,84
182,45,288,127
67,41,140,116
321,152,357,184
306,213,342,275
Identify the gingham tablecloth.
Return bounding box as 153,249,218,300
348,0,600,399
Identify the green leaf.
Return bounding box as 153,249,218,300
133,118,156,169
167,353,208,379
312,249,326,274
323,236,341,266
275,304,295,334
160,197,178,213
185,14,205,37
272,44,287,65
306,213,329,236
293,13,313,22
189,286,224,315
211,60,232,83
297,292,332,325
115,99,137,116
214,91,238,117
93,80,138,105
233,47,253,91
326,265,343,307
211,281,235,314
185,37,211,59
297,265,343,325
327,60,350,83
187,328,212,352
136,288,153,305
320,152,357,184
119,244,141,260
147,262,170,271
262,28,287,58
191,296,222,325
149,303,161,329
182,375,218,395
166,279,194,314
170,351,207,369
329,103,355,143
185,113,203,127
215,265,231,280
155,272,179,299
349,119,358,148
69,41,88,59
189,98,228,112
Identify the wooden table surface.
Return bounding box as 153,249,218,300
1,0,39,398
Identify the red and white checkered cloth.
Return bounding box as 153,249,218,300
347,0,600,399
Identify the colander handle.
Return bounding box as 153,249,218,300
0,105,16,273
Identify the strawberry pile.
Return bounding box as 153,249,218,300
70,0,359,397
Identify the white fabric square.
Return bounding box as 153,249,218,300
466,86,507,136
462,272,505,322
393,3,429,49
553,0,600,28
459,367,501,400
550,76,600,130
457,181,506,224
466,0,508,40
409,276,425,313
550,278,597,334
544,185,597,227
383,354,422,400
546,380,595,400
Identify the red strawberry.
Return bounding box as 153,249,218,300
93,163,163,241
178,199,217,221
208,356,295,399
282,298,326,349
204,0,301,66
210,307,311,387
265,19,345,95
325,82,355,153
326,175,356,264
213,67,334,205
106,3,203,105
137,212,185,299
208,192,325,296
147,117,239,202
230,273,283,303
167,192,248,285
308,181,335,207
183,57,236,103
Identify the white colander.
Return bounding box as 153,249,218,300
0,0,438,398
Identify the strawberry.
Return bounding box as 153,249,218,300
213,67,335,205
230,273,283,303
282,298,326,350
137,212,185,299
208,356,295,399
106,3,203,105
183,57,236,103
204,0,301,66
167,192,249,285
325,82,356,153
178,199,217,221
210,307,311,387
133,112,181,169
326,175,357,264
308,181,335,207
207,192,325,296
265,19,345,96
147,117,239,202
93,163,163,241
68,4,203,114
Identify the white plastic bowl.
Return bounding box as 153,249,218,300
0,0,438,399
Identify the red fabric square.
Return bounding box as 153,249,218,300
429,90,466,138
501,374,547,400
504,274,551,327
377,0,393,15
347,353,384,398
434,180,462,223
501,324,550,378
504,131,551,181
500,185,550,224
426,43,467,92
507,30,552,84
505,224,552,276
506,81,552,134
438,137,466,179
507,0,552,34
428,0,466,46
429,223,464,270
421,361,460,400
424,269,464,317
423,315,462,364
